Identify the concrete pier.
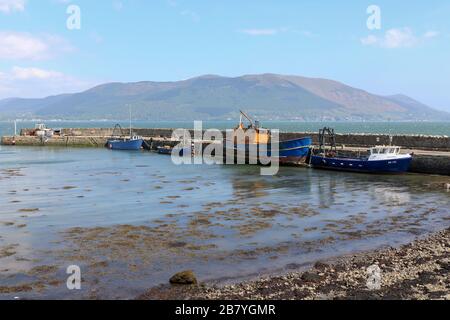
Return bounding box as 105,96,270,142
1,135,109,148
14,128,450,151
2,128,450,176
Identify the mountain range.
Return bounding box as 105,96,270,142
0,74,448,121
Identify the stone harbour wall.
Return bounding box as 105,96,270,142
409,155,450,175
2,130,450,175
2,135,108,148
13,127,450,151
280,132,450,151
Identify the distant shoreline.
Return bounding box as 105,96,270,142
2,120,450,137
2,119,450,123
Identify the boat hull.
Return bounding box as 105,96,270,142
310,155,412,173
107,139,143,150
228,137,312,164
157,147,172,155
279,137,312,150
157,146,191,156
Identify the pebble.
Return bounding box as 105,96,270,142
169,270,198,285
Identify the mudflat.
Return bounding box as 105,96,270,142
139,227,450,300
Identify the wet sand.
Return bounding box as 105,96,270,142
138,227,450,300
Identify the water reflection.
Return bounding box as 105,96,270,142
0,146,448,299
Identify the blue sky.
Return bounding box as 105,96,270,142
0,0,449,111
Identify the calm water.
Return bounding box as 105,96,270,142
1,120,449,136
0,146,449,299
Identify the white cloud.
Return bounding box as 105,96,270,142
361,28,439,49
180,9,199,22
0,66,96,99
0,32,47,59
167,0,177,7
11,66,64,80
300,30,316,38
0,31,74,60
240,29,279,36
383,28,418,48
112,0,123,11
89,32,104,44
361,34,378,46
167,1,200,22
423,31,439,38
0,0,25,14
240,27,313,37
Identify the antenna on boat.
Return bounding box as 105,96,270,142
388,117,393,146
128,104,132,138
318,127,337,155
14,119,17,137
239,110,255,128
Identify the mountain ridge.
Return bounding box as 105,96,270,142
0,74,448,121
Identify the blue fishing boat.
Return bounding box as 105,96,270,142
157,146,172,155
157,145,191,156
231,138,312,163
228,111,312,164
108,135,143,150
107,123,143,151
310,128,413,173
278,137,312,162
107,107,144,151
310,147,413,173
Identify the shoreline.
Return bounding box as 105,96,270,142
138,227,450,300
2,129,450,176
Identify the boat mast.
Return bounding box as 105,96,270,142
240,110,254,128
388,118,393,146
128,105,132,138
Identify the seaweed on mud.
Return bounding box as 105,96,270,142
0,244,18,258
28,265,58,276
234,221,273,236
18,208,39,213
62,186,77,190
0,284,33,294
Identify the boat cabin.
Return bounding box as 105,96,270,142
368,146,403,160
35,123,47,130
233,111,270,145
34,123,54,138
